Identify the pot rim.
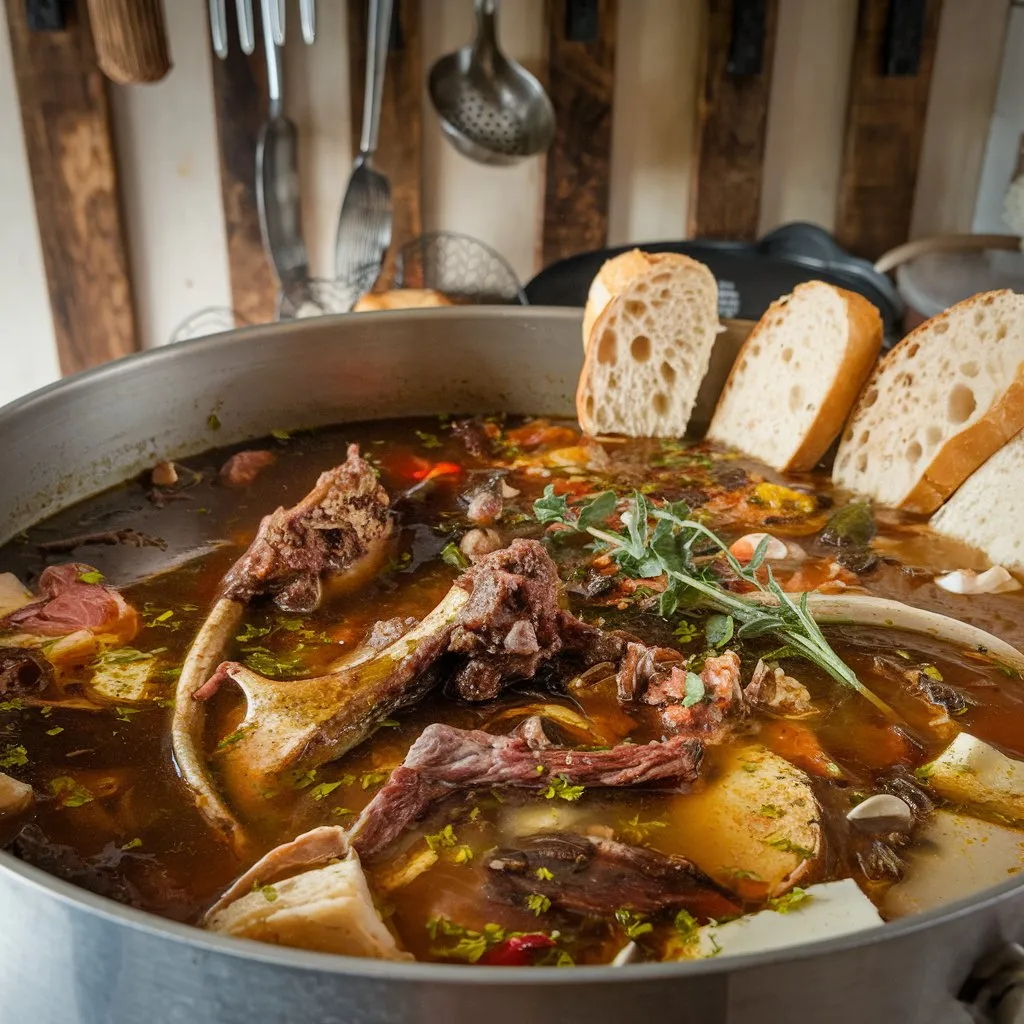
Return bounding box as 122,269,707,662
2,306,1022,982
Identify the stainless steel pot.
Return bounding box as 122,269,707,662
1,308,1021,1024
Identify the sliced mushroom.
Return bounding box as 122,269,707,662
847,794,914,835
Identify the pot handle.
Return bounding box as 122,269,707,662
874,234,1022,276
960,943,1024,1023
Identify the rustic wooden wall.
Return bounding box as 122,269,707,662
4,0,137,374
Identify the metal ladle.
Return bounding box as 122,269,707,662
428,0,555,167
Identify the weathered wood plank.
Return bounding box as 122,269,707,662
347,0,422,287
209,2,276,324
835,0,943,260
690,0,779,241
5,0,138,374
542,0,617,267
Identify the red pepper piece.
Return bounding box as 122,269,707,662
477,933,556,966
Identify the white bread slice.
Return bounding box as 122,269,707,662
576,253,719,437
930,429,1024,572
706,282,883,472
833,290,1024,513
581,249,664,348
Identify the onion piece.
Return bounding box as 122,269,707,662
934,566,1022,595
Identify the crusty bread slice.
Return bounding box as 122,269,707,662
833,290,1024,513
576,253,719,437
707,282,883,472
930,429,1024,572
581,249,662,348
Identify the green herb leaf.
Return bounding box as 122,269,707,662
673,908,699,938
672,621,699,644
310,781,344,802
270,428,291,440
615,908,653,939
764,836,814,859
415,430,443,449
535,866,554,881
77,569,105,585
48,776,94,808
767,887,812,914
0,744,27,768
453,845,474,864
121,837,143,850
46,726,64,736
526,893,551,916
260,884,278,902
759,803,784,818
441,542,470,570
921,664,944,682
360,769,389,791
542,775,585,802
576,490,617,530
705,613,734,648
0,698,26,712
425,823,458,852
682,671,705,708
207,413,221,430
533,485,572,525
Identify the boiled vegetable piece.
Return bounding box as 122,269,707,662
663,745,821,899
205,828,411,961
670,880,882,960
884,809,1024,917
86,652,159,704
0,573,33,618
0,771,33,819
922,733,1024,826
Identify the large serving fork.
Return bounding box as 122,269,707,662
209,0,316,58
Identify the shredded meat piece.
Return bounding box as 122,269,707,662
485,832,738,921
36,529,165,553
219,450,276,488
2,564,138,640
615,641,683,701
451,417,499,460
0,648,53,696
466,487,503,525
220,444,391,612
645,650,744,739
745,659,814,716
349,723,703,861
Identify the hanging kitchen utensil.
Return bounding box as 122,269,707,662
209,0,316,58
255,0,313,317
428,0,554,166
334,0,393,287
86,0,171,83
394,232,526,304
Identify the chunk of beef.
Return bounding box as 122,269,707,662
744,659,814,717
2,564,138,641
485,832,738,921
0,648,52,697
465,485,503,526
349,723,703,861
615,642,683,701
644,650,744,739
220,444,391,612
219,450,276,488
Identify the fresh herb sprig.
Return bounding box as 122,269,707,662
535,486,891,715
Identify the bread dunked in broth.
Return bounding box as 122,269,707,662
171,445,393,851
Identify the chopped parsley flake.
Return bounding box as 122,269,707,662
0,744,28,768
921,664,944,681
260,884,278,902
542,775,585,802
310,781,344,802
115,706,141,723
526,893,551,916
440,542,470,570
46,727,64,736
768,887,811,914
620,813,668,843
0,698,26,712
48,776,94,808
207,413,221,430
292,768,318,790
217,726,252,751
673,909,699,938
453,845,474,864
759,803,784,818
77,570,104,585
270,428,291,440
673,621,699,644
535,866,554,881
360,769,389,790
330,807,354,818
415,430,443,449
615,909,653,939
765,836,815,859
121,838,143,850
425,824,458,852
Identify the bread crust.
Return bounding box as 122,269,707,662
581,250,709,351
576,254,718,436
709,282,882,472
353,289,452,312
835,289,1024,514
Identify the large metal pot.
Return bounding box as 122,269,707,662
0,308,1021,1024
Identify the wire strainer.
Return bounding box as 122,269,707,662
393,232,526,304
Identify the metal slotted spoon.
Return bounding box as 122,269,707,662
428,0,555,166
334,0,393,286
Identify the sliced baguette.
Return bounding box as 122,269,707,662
581,249,665,348
833,290,1024,513
707,282,883,472
576,253,719,437
930,429,1024,572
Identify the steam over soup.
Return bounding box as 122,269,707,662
1,417,1022,966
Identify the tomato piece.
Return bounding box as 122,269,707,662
478,933,556,966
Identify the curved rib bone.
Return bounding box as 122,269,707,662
171,445,392,850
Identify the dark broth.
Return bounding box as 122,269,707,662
2,416,1023,962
